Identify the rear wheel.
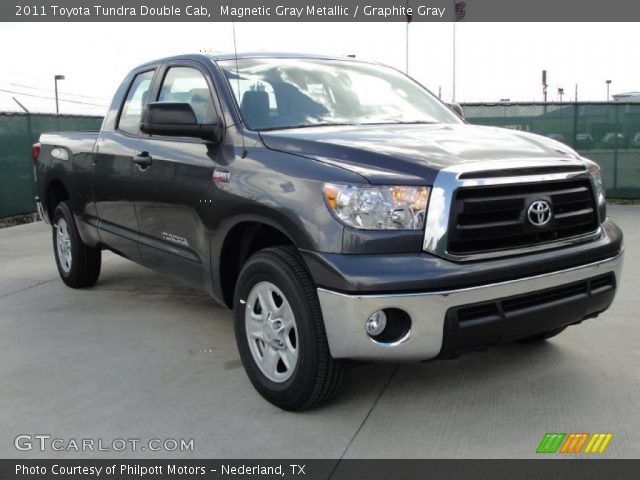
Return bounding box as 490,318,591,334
518,326,566,343
52,202,101,288
234,246,347,410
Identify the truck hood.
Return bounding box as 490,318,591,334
259,123,582,184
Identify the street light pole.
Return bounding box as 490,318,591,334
54,74,65,114
606,79,612,102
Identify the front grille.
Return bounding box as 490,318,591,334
501,282,588,313
448,179,599,255
456,273,615,325
590,273,615,293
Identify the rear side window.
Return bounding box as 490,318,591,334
118,70,154,135
158,67,216,123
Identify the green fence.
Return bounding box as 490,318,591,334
0,112,103,218
1,104,639,219
462,102,640,198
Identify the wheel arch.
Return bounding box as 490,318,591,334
46,178,70,220
214,217,301,309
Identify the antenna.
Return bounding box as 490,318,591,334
232,21,246,157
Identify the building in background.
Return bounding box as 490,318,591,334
613,92,640,102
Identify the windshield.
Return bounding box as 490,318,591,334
218,58,462,131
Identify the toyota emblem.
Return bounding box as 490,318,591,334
527,200,552,227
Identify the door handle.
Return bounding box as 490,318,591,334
133,152,152,168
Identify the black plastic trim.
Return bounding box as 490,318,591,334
437,273,617,358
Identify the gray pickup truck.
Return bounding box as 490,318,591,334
34,53,623,410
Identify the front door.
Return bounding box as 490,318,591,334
134,64,223,288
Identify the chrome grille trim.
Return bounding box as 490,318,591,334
423,158,603,261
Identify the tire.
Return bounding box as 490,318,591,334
234,246,347,411
518,326,566,343
52,201,101,288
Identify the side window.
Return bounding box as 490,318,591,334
118,70,154,135
158,67,216,124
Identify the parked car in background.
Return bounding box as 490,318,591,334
575,133,595,150
601,132,626,148
631,132,640,148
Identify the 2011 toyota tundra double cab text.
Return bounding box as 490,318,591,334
34,53,624,410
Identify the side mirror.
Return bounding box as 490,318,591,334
447,102,464,118
140,102,221,142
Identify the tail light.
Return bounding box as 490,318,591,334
32,143,41,164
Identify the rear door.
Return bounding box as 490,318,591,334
92,68,156,261
133,62,224,288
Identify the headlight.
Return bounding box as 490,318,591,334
586,160,606,220
323,183,430,230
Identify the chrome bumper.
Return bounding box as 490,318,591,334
317,250,624,361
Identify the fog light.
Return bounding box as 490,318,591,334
366,310,387,337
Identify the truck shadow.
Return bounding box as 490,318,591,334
336,339,585,408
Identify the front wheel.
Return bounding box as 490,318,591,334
52,202,101,288
234,246,347,411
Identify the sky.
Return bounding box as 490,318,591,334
0,22,637,115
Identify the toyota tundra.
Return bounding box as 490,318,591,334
33,53,624,410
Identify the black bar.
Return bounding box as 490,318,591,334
2,460,640,480
4,0,640,22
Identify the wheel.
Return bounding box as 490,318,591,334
52,201,101,288
518,326,566,343
234,246,347,411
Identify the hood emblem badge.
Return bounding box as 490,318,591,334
527,200,552,227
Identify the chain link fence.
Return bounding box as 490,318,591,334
1,103,639,219
462,102,640,198
0,112,103,218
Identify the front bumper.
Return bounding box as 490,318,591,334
317,250,623,361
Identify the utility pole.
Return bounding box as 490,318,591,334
405,0,411,74
606,79,612,102
542,70,548,103
452,22,457,102
54,74,65,114
405,23,409,74
558,87,564,102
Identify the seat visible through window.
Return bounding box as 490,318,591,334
241,90,270,129
158,67,216,124
189,88,215,124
